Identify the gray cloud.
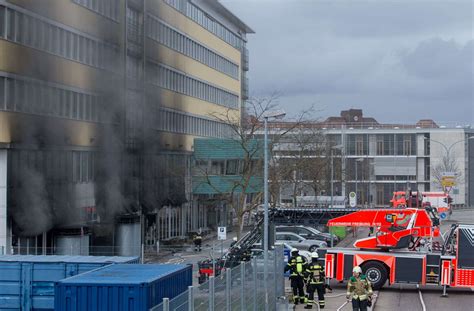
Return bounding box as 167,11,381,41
222,0,473,123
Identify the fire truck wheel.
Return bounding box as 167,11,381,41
362,261,388,289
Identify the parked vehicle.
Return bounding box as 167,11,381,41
276,225,339,244
275,232,327,252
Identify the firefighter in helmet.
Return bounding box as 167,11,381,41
304,252,325,309
284,248,307,304
346,266,373,311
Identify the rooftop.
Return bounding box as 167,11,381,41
263,109,473,131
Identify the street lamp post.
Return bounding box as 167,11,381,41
263,110,285,311
355,158,364,206
330,145,343,209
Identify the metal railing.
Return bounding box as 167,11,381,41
150,246,287,311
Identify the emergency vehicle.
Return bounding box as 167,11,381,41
390,191,452,215
322,208,474,292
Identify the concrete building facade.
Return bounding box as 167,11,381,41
0,0,252,254
270,110,474,208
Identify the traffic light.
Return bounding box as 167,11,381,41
443,197,453,204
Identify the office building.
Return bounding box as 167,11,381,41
0,0,252,254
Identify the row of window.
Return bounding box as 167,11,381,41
9,149,95,185
193,159,261,176
0,75,101,122
147,62,239,109
375,175,417,181
376,134,416,156
164,0,244,49
72,0,119,21
327,134,417,156
147,14,239,79
0,6,119,71
156,108,233,138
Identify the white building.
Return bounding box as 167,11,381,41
268,109,474,207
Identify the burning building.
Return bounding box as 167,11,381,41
0,0,252,255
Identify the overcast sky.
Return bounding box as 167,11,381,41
221,0,473,124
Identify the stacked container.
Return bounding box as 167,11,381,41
54,264,192,311
0,255,139,310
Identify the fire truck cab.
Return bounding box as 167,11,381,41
322,223,474,290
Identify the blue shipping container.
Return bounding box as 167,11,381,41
54,264,192,311
0,255,139,311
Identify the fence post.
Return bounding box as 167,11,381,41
279,245,285,297
252,256,257,311
241,262,245,311
163,298,170,311
209,276,215,311
226,268,232,310
188,285,194,311
273,248,278,309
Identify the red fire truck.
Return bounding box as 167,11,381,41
390,191,452,215
322,208,474,291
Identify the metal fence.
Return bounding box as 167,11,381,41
150,246,287,311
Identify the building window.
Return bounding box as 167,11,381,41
147,15,239,79
148,62,239,109
155,108,233,138
210,160,225,175
355,136,364,155
376,137,384,155
0,5,119,71
403,136,411,155
164,0,244,49
0,73,100,122
72,0,119,21
225,160,239,175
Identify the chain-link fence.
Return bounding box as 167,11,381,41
150,246,288,311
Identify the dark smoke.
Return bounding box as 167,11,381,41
11,166,52,236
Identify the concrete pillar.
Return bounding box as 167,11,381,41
0,150,8,254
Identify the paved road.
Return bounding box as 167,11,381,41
147,232,240,285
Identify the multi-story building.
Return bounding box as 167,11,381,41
269,109,474,208
0,0,252,255
191,138,263,232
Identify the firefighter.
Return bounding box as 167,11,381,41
304,252,325,309
346,266,373,311
193,231,202,252
230,236,238,247
284,248,307,305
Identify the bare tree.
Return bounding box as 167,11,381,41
431,153,462,191
269,124,328,206
194,94,314,238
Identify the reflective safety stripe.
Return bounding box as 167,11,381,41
296,263,303,273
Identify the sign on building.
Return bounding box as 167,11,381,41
217,227,227,240
349,192,357,208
